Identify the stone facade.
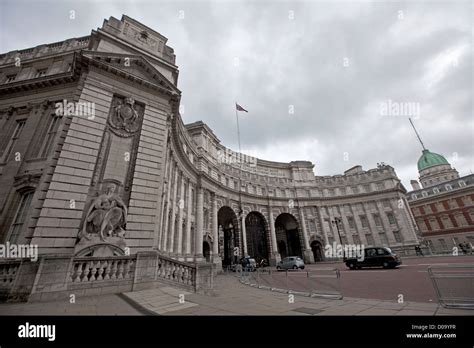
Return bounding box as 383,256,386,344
0,15,419,274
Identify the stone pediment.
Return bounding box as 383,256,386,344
80,51,180,96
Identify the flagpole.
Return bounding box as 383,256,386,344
235,101,244,256
235,102,242,153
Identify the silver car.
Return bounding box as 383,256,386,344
276,256,305,270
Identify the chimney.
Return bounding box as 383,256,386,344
410,180,421,191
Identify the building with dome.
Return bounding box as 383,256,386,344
407,145,474,253
0,16,422,300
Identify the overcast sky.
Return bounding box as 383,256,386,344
1,0,472,189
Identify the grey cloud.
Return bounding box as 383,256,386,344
1,0,472,187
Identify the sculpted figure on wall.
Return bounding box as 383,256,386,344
80,184,128,241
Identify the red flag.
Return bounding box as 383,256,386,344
236,103,248,112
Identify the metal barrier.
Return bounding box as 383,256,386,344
239,267,342,299
428,264,474,309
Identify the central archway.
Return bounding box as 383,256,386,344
245,212,269,263
275,213,302,258
218,206,239,266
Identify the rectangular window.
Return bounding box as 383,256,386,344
37,115,61,158
360,215,369,228
8,191,34,243
441,216,452,229
5,74,17,83
373,214,382,226
352,235,361,244
392,231,402,243
1,120,25,162
347,216,355,229
387,212,396,225
365,234,375,245
35,68,47,78
379,233,388,246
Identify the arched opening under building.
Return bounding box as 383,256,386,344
218,206,239,267
275,213,302,259
311,240,324,262
245,212,269,263
203,241,211,262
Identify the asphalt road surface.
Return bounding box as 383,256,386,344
306,255,474,303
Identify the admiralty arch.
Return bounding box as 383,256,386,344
0,15,419,274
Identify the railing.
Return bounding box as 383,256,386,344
240,267,342,299
0,260,21,295
156,255,195,287
0,259,21,301
428,264,474,309
70,256,136,283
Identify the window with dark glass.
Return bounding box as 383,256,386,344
8,191,34,243
1,119,25,162
38,114,61,158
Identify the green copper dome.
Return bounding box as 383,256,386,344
417,149,449,171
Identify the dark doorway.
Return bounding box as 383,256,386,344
245,212,269,263
218,206,239,267
203,241,211,262
311,241,324,261
275,213,302,258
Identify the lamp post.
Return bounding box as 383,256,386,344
331,217,344,259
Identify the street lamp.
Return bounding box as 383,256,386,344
331,217,344,259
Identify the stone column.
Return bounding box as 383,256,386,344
185,180,193,260
268,205,281,265
317,207,329,246
376,201,396,245
168,168,179,253
195,186,204,260
212,196,221,267
298,204,314,263
351,204,368,246
161,161,174,251
364,203,382,246
176,175,185,257
241,213,248,257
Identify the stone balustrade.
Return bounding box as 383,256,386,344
70,256,136,283
0,252,214,302
0,260,21,299
156,255,195,287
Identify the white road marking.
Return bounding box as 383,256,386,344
340,270,387,273
416,263,449,266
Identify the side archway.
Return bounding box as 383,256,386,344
218,206,239,266
275,213,302,258
245,211,269,263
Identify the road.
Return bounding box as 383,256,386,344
305,255,474,303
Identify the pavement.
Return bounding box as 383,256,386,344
0,270,471,316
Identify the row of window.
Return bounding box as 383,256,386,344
411,181,467,200
417,211,474,231
0,114,61,163
3,64,72,85
412,197,472,216
329,229,403,246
